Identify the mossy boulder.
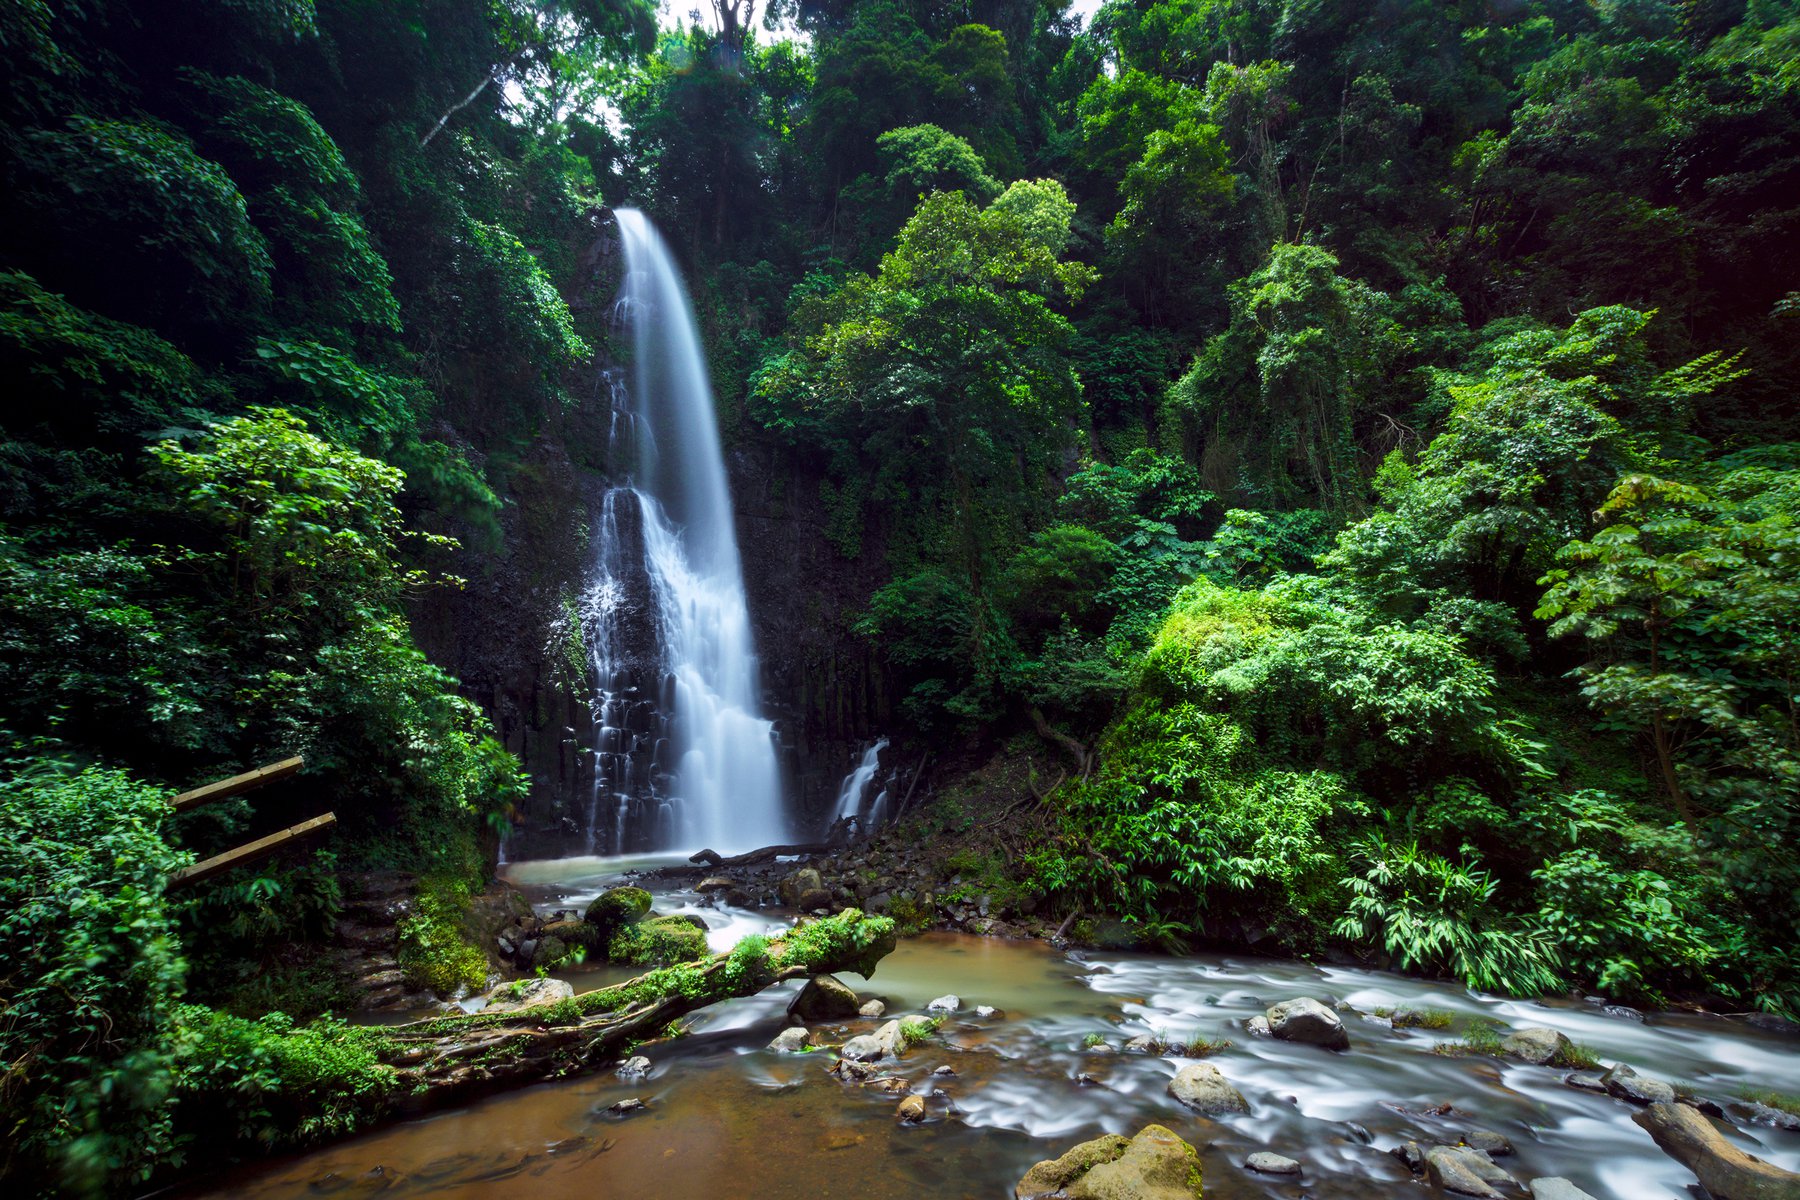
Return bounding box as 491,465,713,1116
1016,1124,1202,1199
789,973,861,1020
584,886,652,937
606,914,709,965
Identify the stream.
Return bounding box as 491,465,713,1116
187,856,1800,1199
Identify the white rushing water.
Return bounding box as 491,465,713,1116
582,210,785,855
828,737,889,834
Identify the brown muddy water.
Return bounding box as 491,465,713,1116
180,855,1800,1200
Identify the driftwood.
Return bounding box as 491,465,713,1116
689,843,836,869
1632,1102,1800,1200
171,756,303,813
368,909,897,1114
167,812,336,888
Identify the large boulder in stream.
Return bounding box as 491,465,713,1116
1015,1124,1203,1200
1633,1101,1800,1200
584,886,652,938
477,976,574,1014
1168,1062,1250,1115
1424,1145,1515,1198
789,973,860,1021
1602,1063,1676,1105
1501,1026,1571,1065
1266,997,1350,1050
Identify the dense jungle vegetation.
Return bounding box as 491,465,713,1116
2,0,1798,1193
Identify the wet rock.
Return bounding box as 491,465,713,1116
790,973,861,1021
778,868,824,909
768,1026,811,1053
1602,1063,1676,1105
1244,1152,1301,1175
1565,1071,1608,1093
696,876,738,894
1247,1015,1272,1037
607,1097,646,1116
1464,1129,1514,1156
1168,1061,1250,1115
865,1076,911,1095
1501,1026,1571,1065
933,1065,956,1076
831,1058,879,1082
1424,1145,1513,1198
840,1019,907,1062
896,1095,927,1123
1602,1004,1647,1023
584,886,652,936
477,977,574,1014
1266,997,1350,1051
927,994,961,1013
1530,1180,1600,1200
616,1056,651,1081
1390,1142,1426,1174
1743,1012,1800,1036
1124,1034,1160,1053
1634,1100,1800,1200
1076,1073,1103,1087
858,999,887,1018
1737,1100,1800,1133
975,1005,1001,1018
1015,1124,1202,1200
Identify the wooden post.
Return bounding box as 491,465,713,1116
171,756,303,813
167,812,337,889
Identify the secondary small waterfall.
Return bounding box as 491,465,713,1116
581,209,784,855
828,739,889,836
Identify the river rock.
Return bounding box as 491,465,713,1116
1501,1026,1570,1065
584,886,652,936
1602,1063,1676,1105
927,994,961,1012
1530,1180,1601,1200
1464,1129,1514,1156
1564,1071,1608,1093
841,1019,907,1062
696,876,738,894
778,868,824,908
1247,1015,1272,1037
607,1097,646,1115
790,973,861,1020
859,999,887,1018
617,1055,651,1081
1391,1142,1426,1174
976,1005,1001,1018
1424,1145,1513,1198
896,1095,926,1123
1266,997,1350,1051
477,976,573,1014
1634,1101,1800,1200
1168,1062,1249,1115
1015,1124,1202,1200
768,1026,811,1052
1124,1034,1160,1053
1244,1152,1301,1175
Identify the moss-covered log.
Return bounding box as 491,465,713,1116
369,908,896,1114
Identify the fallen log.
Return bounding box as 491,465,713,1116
689,842,836,869
369,908,898,1114
1632,1101,1800,1200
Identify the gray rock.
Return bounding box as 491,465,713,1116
975,1005,1000,1018
767,1026,811,1053
616,1055,651,1081
1123,1034,1160,1053
789,973,861,1021
1602,1004,1646,1023
1501,1026,1571,1065
476,976,573,1014
797,887,834,911
1464,1129,1514,1156
1424,1145,1512,1198
1244,1152,1301,1175
1530,1180,1600,1200
858,998,887,1018
1167,1061,1250,1115
695,876,738,894
840,1019,907,1062
777,867,824,909
607,1097,646,1115
932,1065,956,1076
1247,1015,1272,1037
1266,997,1350,1051
1390,1142,1425,1174
1602,1063,1676,1105
927,993,961,1012
1565,1071,1608,1093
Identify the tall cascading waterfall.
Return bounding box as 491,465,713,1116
581,208,785,855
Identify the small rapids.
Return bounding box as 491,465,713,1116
183,860,1800,1200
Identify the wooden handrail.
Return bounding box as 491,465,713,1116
167,812,337,889
171,756,303,813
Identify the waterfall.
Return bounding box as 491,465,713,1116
581,209,785,855
829,739,889,836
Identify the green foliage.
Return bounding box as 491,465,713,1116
0,764,187,1196
396,875,490,997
